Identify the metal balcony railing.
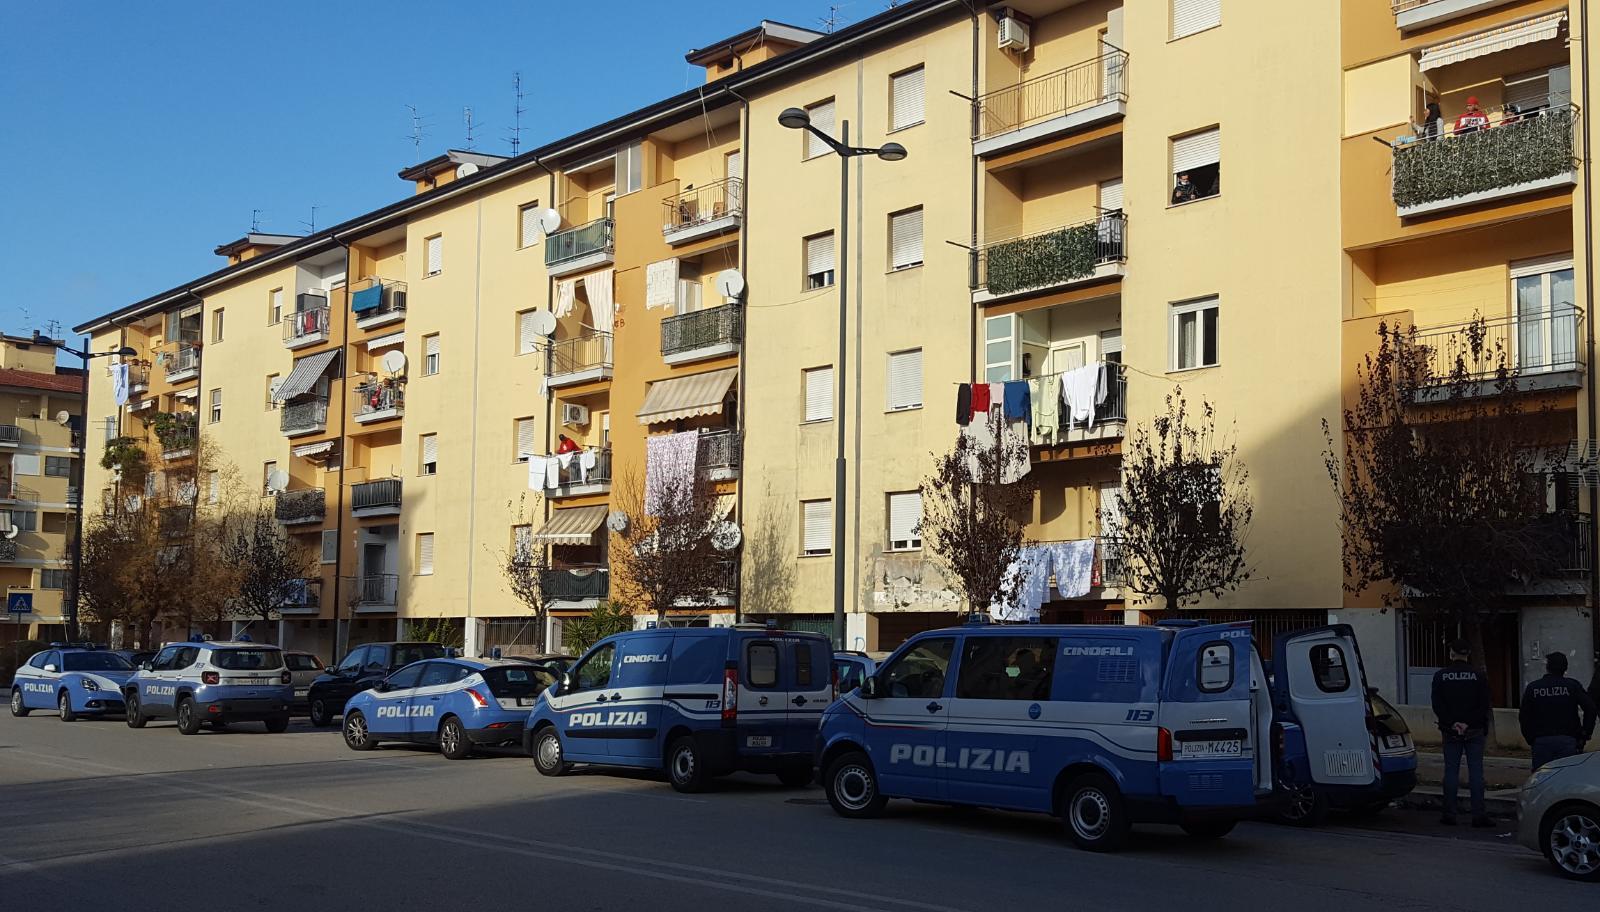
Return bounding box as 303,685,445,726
164,347,199,380
1406,309,1584,385
541,566,610,601
275,488,326,524
351,278,407,323
160,430,197,459
544,447,612,490
352,478,402,512
1392,104,1579,210
662,178,744,233
283,304,331,344
710,559,739,594
126,365,150,389
279,398,329,434
352,573,399,606
1029,365,1126,444
353,380,404,419
976,49,1128,141
544,217,614,268
662,304,741,358
549,331,613,376
0,425,21,445
1096,536,1127,588
0,480,37,502
1550,512,1593,574
697,429,742,470
280,577,322,610
976,213,1126,295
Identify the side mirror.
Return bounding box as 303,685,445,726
370,680,390,693
43,664,58,674
859,676,882,699
140,661,154,672
559,672,572,692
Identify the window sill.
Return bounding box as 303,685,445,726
1168,23,1222,44
803,283,836,294
886,546,923,554
800,417,834,426
1167,195,1219,210
1167,364,1219,376
886,263,923,275
887,121,924,136
799,552,833,559
424,271,442,279
886,405,924,414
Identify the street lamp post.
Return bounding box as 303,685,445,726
778,108,906,649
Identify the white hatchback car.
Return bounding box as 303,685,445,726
1519,750,1600,881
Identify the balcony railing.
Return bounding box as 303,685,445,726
0,481,38,502
1392,104,1579,215
164,347,200,381
0,539,17,561
541,566,610,601
541,446,613,493
127,365,150,390
352,478,402,513
284,304,331,347
1545,512,1593,574
1391,0,1515,29
976,213,1126,297
353,380,404,422
353,573,399,607
160,430,197,460
548,332,613,382
976,50,1128,142
275,488,326,525
1405,309,1584,390
662,178,744,239
279,398,329,436
280,577,322,612
1030,365,1127,445
544,217,614,269
662,304,741,359
0,425,20,445
351,278,408,328
1096,536,1127,588
698,429,742,472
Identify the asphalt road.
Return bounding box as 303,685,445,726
0,712,1586,911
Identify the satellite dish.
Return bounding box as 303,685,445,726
537,208,562,236
715,269,746,300
607,510,630,533
380,350,407,375
266,469,289,494
530,310,557,337
3,526,15,540
711,521,742,551
455,162,480,179
55,410,71,426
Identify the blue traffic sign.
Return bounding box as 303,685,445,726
7,592,33,614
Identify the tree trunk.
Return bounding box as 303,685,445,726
1465,611,1488,678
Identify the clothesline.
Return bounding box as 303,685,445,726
944,363,1177,386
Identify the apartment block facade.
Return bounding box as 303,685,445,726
73,0,1598,702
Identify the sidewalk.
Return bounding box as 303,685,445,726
1404,750,1531,819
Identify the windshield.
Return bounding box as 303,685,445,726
482,665,556,698
62,652,135,672
285,654,322,672
211,649,285,671
394,644,448,666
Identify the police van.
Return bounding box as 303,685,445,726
815,619,1373,851
526,624,833,792
123,641,295,734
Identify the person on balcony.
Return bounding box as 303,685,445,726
556,434,581,455
1454,97,1489,135
1421,102,1443,139
1171,172,1198,205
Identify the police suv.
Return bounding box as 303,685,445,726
342,657,554,759
123,641,295,734
526,624,834,792
9,644,135,721
816,619,1373,852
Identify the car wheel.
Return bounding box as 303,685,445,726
777,763,814,788
1541,802,1600,882
264,715,290,734
532,727,570,776
9,688,29,717
438,717,472,760
57,690,77,722
824,751,887,818
308,697,335,728
1061,772,1131,852
175,697,202,735
343,710,374,751
1276,785,1330,828
1180,819,1237,840
125,692,146,728
666,735,710,793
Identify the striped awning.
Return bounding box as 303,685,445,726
636,368,738,425
714,493,736,521
274,349,339,402
291,439,336,458
1419,11,1565,71
366,331,405,351
533,505,609,544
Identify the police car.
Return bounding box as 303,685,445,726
342,657,554,759
123,641,295,734
815,619,1373,852
526,624,834,792
9,644,135,721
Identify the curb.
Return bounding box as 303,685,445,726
1402,786,1518,820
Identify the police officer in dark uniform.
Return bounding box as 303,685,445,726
1431,640,1492,827
1519,651,1597,771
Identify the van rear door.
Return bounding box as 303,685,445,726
1157,623,1257,807
784,636,834,753
1272,625,1377,789
737,635,786,757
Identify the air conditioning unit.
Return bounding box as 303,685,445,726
562,403,591,426
390,289,406,311
998,15,1030,52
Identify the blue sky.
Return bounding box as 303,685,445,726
1,1,864,349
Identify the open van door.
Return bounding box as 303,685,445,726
1158,623,1257,807
1272,625,1378,789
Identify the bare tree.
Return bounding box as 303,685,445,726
219,505,317,632
610,469,728,622
495,493,555,653
1116,389,1253,610
1326,316,1566,662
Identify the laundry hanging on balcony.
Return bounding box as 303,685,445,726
645,259,679,309
1061,362,1109,431
957,382,1030,484
351,283,384,313
990,539,1097,622
1031,374,1061,445
273,349,339,402
553,278,578,318
645,430,698,516
1418,11,1566,71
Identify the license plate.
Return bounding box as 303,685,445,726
517,697,537,707
294,688,308,698
1180,739,1242,759
1383,734,1407,750
746,735,772,748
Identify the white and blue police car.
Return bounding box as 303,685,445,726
342,657,555,759
9,644,136,721
526,624,835,792
816,618,1371,852
123,641,295,734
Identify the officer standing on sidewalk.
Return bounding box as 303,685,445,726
1431,641,1493,827
1519,651,1597,770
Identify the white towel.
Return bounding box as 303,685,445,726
1000,419,1031,484
645,259,679,310
991,546,1050,622
527,456,545,491
1050,540,1096,599
1061,363,1102,429
545,456,561,489
553,278,577,318
111,363,129,406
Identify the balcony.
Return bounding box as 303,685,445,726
164,347,200,383
0,425,19,447
697,429,741,481
127,366,150,394
544,217,614,278
1392,105,1579,218
160,507,191,539
1391,0,1517,32
0,481,38,504
352,279,408,331
353,380,404,424
279,398,329,437
662,178,744,247
275,488,326,526
347,573,398,610
676,559,739,608
662,304,741,366
158,426,197,461
351,478,402,518
1031,365,1127,446
975,50,1128,158
547,332,613,388
1406,308,1584,400
538,446,613,499
279,577,322,615
1096,537,1127,590
284,302,332,350
541,566,610,604
973,213,1126,305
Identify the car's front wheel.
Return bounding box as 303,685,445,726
9,688,29,717
666,735,710,793
438,717,472,760
824,751,887,818
343,710,374,751
175,697,202,735
532,727,570,776
124,692,146,728
264,715,290,734
1542,802,1600,882
57,690,77,722
308,696,335,727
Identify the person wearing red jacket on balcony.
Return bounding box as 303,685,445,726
1454,97,1489,135
555,434,581,455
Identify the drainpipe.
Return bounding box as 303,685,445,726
1580,0,1599,662
533,155,558,650
330,233,352,660
968,3,980,384
727,85,752,624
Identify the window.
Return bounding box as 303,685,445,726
572,642,615,691
674,279,703,315
40,569,68,590
887,491,922,551
207,471,219,504
794,642,816,687
518,201,542,248
890,66,925,131
801,499,832,556
804,232,836,289
1171,128,1220,204
1171,0,1221,40
887,348,923,410
420,434,438,475
12,454,38,476
209,388,222,424
262,461,277,495
269,288,283,325
889,207,923,270
615,141,643,194
167,305,201,343
44,456,71,477
336,646,369,675
211,309,224,343
424,235,443,277
417,532,435,575
747,641,780,688
419,661,472,688
321,529,338,563
266,374,281,409
883,637,954,699
285,654,323,673
385,663,425,691
515,417,537,462
803,366,833,422
42,512,68,534
1310,644,1351,693
518,310,542,355
804,98,836,159
10,510,36,532
1171,297,1219,371
423,334,441,376
1511,256,1577,373
1198,642,1233,692
956,636,1057,701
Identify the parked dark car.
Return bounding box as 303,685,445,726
503,653,577,676
116,650,157,669
305,642,450,726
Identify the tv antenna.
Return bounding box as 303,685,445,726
405,104,431,163
463,106,478,151
301,205,321,234
251,209,265,232
43,319,62,341
819,4,849,32
508,72,526,156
